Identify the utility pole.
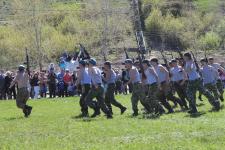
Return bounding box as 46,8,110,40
102,0,109,61
131,0,147,59
32,0,42,71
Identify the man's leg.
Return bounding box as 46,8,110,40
186,81,198,113
158,82,174,113
200,82,220,110
107,84,126,114
148,84,165,114
79,85,90,116
85,88,100,118
131,87,139,116
205,84,220,101
96,86,112,118
217,80,224,101
16,88,32,117
174,82,188,109
104,87,112,114
49,84,53,98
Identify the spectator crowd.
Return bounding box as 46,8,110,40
0,66,136,100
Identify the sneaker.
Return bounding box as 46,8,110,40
120,107,127,115
107,114,113,119
157,109,165,115
167,109,174,114
132,112,138,117
220,96,224,102
23,108,29,118
213,102,220,111
91,109,100,118
27,106,33,116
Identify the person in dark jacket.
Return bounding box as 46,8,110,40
30,72,40,99
5,71,14,99
0,70,6,100
47,69,57,98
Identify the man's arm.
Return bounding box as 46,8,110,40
212,67,219,80
185,62,193,73
76,70,82,86
9,74,18,88
160,66,170,82
149,68,161,88
103,70,110,82
126,69,135,85
218,65,225,73
180,67,188,85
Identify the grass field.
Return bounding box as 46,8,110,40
0,94,225,150
194,0,223,12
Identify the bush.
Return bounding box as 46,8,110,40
199,32,222,51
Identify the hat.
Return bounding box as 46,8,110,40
89,58,97,65
208,57,214,61
200,58,207,62
171,59,177,63
18,65,25,71
150,58,158,63
183,52,192,59
125,59,133,64
142,59,149,64
79,60,86,66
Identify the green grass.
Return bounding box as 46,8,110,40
194,0,222,12
0,94,225,150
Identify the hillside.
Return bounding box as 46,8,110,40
0,0,135,69
0,0,224,69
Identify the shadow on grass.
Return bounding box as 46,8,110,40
71,116,98,122
4,116,24,121
142,114,161,120
184,111,206,118
124,114,161,120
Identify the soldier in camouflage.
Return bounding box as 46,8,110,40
103,61,127,115
124,59,150,116
142,60,165,114
184,53,220,114
85,58,113,119
200,58,221,103
208,57,224,102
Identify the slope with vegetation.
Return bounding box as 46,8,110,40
0,0,134,69
0,0,224,69
142,0,225,53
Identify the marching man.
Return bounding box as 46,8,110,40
9,65,32,117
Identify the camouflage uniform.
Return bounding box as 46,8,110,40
105,83,125,113
146,83,164,113
186,79,219,109
157,81,175,113
205,83,220,101
131,83,148,114
86,85,110,114
172,80,188,108
216,80,224,100
80,84,91,115
16,87,29,109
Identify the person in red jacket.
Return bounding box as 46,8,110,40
63,69,72,97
